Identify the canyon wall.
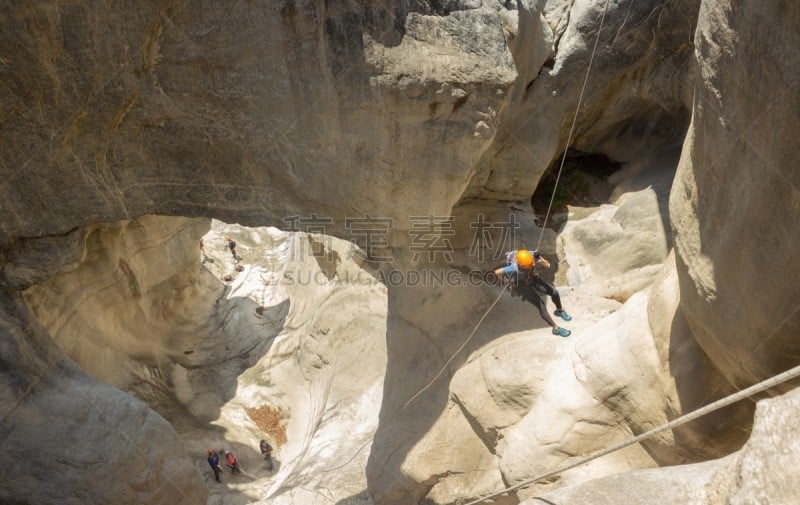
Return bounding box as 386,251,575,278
1,1,798,504
669,0,800,388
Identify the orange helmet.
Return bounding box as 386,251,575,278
515,249,534,268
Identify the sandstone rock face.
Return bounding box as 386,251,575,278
464,0,697,203
707,387,800,504
509,1,800,502
670,0,800,387
521,387,800,505
365,154,715,503
394,160,740,503
1,0,800,504
15,216,388,505
0,1,516,245
367,1,703,500
0,291,208,505
0,2,515,502
23,217,221,396
521,458,724,504
208,223,388,505
561,153,675,303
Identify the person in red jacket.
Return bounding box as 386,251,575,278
221,449,242,475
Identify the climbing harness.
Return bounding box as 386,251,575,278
462,361,800,505
403,0,612,410
536,0,612,251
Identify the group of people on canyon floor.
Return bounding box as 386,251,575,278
206,440,274,483
200,236,243,282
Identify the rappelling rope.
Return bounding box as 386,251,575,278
462,362,800,505
536,0,612,251
403,0,612,411
402,283,509,410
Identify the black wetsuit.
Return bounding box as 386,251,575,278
511,268,563,327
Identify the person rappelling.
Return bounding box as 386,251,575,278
494,249,572,337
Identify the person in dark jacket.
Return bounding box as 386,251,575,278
226,236,237,259
260,439,275,471
207,449,222,482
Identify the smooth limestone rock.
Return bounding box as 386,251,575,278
515,2,800,503
522,457,724,505
0,291,208,505
441,231,668,500
522,387,800,505
2,0,800,504
368,1,703,501
707,386,800,504
1,1,703,500
462,0,698,204
19,216,388,505
382,152,682,502
0,2,514,502
562,153,675,302
670,0,800,388
0,1,516,246
221,225,388,505
23,217,220,394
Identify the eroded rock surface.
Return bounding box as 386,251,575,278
464,0,697,203
670,0,800,388
0,290,208,505
0,1,517,245
15,216,388,505
1,0,799,504
523,387,800,505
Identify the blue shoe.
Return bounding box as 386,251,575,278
552,327,571,337
554,309,572,321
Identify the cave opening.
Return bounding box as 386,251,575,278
530,150,624,222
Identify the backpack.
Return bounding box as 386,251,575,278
228,239,236,249
505,250,516,266
226,452,237,465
